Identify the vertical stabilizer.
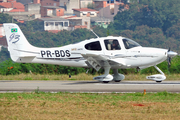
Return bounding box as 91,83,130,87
3,23,36,62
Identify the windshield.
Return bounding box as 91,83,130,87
123,38,141,49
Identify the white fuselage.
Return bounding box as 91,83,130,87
4,23,176,82
15,36,167,69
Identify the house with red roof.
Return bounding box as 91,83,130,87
0,1,25,13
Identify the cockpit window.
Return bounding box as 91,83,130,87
123,38,140,49
104,39,121,50
85,41,102,51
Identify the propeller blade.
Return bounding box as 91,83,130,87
168,47,170,52
167,57,171,68
166,48,177,71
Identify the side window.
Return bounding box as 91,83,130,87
85,41,102,51
104,39,121,50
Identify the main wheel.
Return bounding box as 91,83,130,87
114,80,121,82
156,81,162,83
103,81,109,83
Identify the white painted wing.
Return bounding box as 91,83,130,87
81,54,126,71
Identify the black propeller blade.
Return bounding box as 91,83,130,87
167,47,178,71
167,48,171,69
167,57,171,68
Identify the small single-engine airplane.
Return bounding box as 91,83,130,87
3,23,178,83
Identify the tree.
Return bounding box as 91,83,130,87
111,0,180,32
113,3,139,31
0,13,12,24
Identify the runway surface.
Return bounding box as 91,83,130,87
1,80,180,93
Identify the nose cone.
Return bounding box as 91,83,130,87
167,51,178,57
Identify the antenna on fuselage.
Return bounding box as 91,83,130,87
90,29,99,38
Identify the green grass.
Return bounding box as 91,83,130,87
0,91,179,103
0,91,180,103
1,92,180,119
0,73,180,81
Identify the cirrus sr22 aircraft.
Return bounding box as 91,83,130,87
3,23,178,83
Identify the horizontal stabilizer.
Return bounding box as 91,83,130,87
19,56,36,58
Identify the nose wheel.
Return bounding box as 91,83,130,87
146,66,166,82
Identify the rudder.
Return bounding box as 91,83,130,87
3,23,35,62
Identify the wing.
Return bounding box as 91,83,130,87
81,53,126,71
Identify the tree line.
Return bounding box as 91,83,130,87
0,56,180,75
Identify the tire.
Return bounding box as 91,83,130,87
156,81,162,83
114,80,121,82
103,81,109,83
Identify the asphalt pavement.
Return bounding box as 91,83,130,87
1,80,180,93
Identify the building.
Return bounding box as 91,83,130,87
80,0,93,8
91,16,112,28
67,16,90,30
38,0,60,7
5,2,41,23
16,0,32,4
39,17,69,32
64,0,80,14
0,24,5,37
70,8,98,29
41,6,65,17
59,0,69,6
72,8,98,17
25,3,41,14
0,24,7,48
93,0,124,20
0,1,25,12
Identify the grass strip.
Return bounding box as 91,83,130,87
0,92,180,119
0,73,180,80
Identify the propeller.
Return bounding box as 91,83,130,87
167,56,171,68
167,48,178,69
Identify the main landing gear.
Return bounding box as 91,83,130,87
93,67,125,83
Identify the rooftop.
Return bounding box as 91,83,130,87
0,1,25,9
42,6,65,9
40,17,69,22
73,8,98,12
9,9,25,12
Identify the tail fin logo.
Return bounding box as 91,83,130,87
11,28,17,33
9,33,20,44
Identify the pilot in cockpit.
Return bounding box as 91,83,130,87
111,40,120,50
